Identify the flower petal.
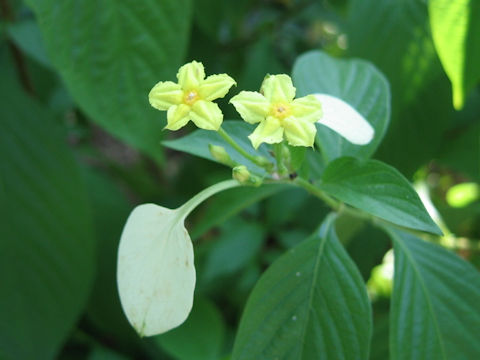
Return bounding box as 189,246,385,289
177,61,205,90
190,100,223,130
248,116,284,149
261,74,296,103
315,94,374,145
166,104,191,130
230,91,270,124
117,204,196,336
198,74,236,101
283,117,317,147
291,95,323,123
148,81,183,110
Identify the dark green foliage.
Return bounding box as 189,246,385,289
1,0,479,359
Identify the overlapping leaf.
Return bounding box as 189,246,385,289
292,50,390,162
232,215,372,360
319,157,441,234
26,0,193,160
387,228,480,359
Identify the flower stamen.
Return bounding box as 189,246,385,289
271,102,291,120
184,90,199,105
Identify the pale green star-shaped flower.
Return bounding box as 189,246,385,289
230,74,323,149
149,61,236,131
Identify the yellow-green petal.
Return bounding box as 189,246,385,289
230,91,270,124
148,81,183,110
190,100,223,130
260,74,296,103
166,104,191,130
283,117,317,147
291,95,323,123
177,61,205,90
248,116,284,149
198,74,236,101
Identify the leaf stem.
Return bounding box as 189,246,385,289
176,179,240,221
218,127,272,170
292,177,372,221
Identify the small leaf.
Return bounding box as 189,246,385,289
7,20,51,68
117,180,238,336
429,0,480,109
319,157,441,234
292,50,390,162
232,214,372,360
386,227,480,359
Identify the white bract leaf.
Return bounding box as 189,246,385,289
314,93,374,145
117,204,195,336
117,180,238,337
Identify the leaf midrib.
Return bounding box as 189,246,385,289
296,232,328,359
393,238,448,360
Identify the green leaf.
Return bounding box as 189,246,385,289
163,120,271,174
25,0,193,161
7,20,51,68
155,297,225,360
429,0,480,109
232,215,372,360
319,157,441,235
347,0,452,176
0,64,95,359
202,218,265,282
386,227,480,359
292,50,390,162
84,169,139,345
190,183,287,239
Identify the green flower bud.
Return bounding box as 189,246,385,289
232,165,262,187
209,144,236,167
232,165,250,183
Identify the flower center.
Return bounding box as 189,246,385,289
183,90,200,105
271,102,291,120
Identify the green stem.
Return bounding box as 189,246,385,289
218,127,272,170
176,179,240,221
292,177,372,221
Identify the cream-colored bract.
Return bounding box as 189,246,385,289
117,204,195,336
314,94,374,145
117,180,239,337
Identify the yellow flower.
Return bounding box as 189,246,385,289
230,74,322,149
149,61,236,131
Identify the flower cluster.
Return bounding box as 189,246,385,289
149,60,374,149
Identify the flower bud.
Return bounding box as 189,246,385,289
232,166,262,187
209,144,236,167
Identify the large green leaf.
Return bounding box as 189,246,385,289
163,120,272,175
319,157,441,235
292,50,390,162
0,59,95,359
347,0,452,175
25,0,193,160
84,169,139,346
429,0,480,109
232,215,372,360
386,228,480,359
155,297,225,360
